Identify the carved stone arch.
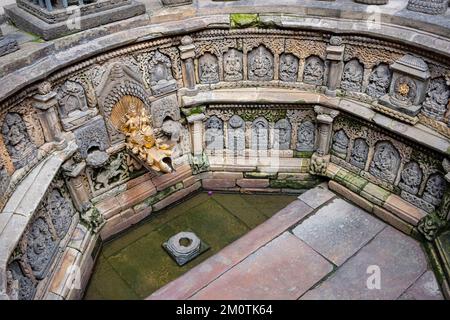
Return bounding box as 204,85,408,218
223,48,243,82
279,53,299,82
251,117,269,150
96,62,152,118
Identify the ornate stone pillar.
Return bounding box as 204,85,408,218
325,36,345,97
407,0,447,15
62,159,90,212
310,106,339,175
0,28,19,57
32,82,67,150
179,36,198,94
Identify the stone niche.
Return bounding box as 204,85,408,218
379,54,430,117
141,51,178,96
248,45,274,81
57,80,98,131
73,116,110,166
223,49,243,82
205,116,224,151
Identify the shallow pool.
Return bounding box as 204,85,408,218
84,192,297,300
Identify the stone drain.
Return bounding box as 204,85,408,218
163,231,208,266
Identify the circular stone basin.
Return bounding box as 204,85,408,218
164,231,201,265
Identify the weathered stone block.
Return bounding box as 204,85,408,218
361,182,391,206
151,164,192,191
383,194,427,226
202,179,237,190
328,180,374,213
236,179,270,188
153,182,201,211
373,206,413,235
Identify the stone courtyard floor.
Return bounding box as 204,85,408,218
149,184,444,300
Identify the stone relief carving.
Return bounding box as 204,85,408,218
248,45,274,81
7,261,36,301
422,78,450,121
223,49,243,82
25,217,58,280
423,174,446,206
349,138,369,169
205,116,224,150
0,160,10,198
56,81,89,118
331,129,349,158
139,50,177,96
88,152,130,193
74,116,110,159
46,188,75,238
369,141,401,183
273,119,292,150
1,112,37,170
279,54,299,82
227,115,245,153
393,76,417,105
296,121,315,152
366,64,391,98
398,161,422,195
251,117,269,150
198,53,220,84
303,56,324,85
151,94,181,128
341,59,364,92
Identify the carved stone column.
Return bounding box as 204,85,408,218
325,37,345,97
187,113,209,174
32,82,66,150
407,0,447,15
0,28,19,57
179,36,197,94
310,106,339,175
62,159,90,212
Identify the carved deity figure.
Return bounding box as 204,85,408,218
332,130,349,156
0,160,9,197
122,106,174,173
399,161,422,195
7,262,35,300
26,218,57,279
273,119,291,150
199,53,219,84
296,121,315,151
248,46,274,81
422,78,450,121
366,64,391,98
251,117,269,151
393,76,417,104
423,174,446,206
205,116,224,150
148,51,174,86
341,59,364,92
279,54,298,82
369,141,401,183
228,115,245,153
350,138,369,169
303,56,324,85
1,113,37,170
223,49,243,81
47,189,74,238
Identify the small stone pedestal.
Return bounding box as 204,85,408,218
163,232,209,266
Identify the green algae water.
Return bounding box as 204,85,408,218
84,192,297,300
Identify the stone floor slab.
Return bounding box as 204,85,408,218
292,198,386,266
190,232,333,300
399,270,443,300
298,185,335,209
148,200,314,300
301,227,428,300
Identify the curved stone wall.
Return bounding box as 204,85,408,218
0,2,450,300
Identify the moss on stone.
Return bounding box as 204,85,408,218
244,172,277,179
334,169,368,193
230,13,260,29
269,178,322,189
182,105,206,117
293,150,314,158
144,183,184,206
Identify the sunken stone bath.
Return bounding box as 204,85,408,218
0,0,450,301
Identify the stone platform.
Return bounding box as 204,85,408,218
149,184,444,300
